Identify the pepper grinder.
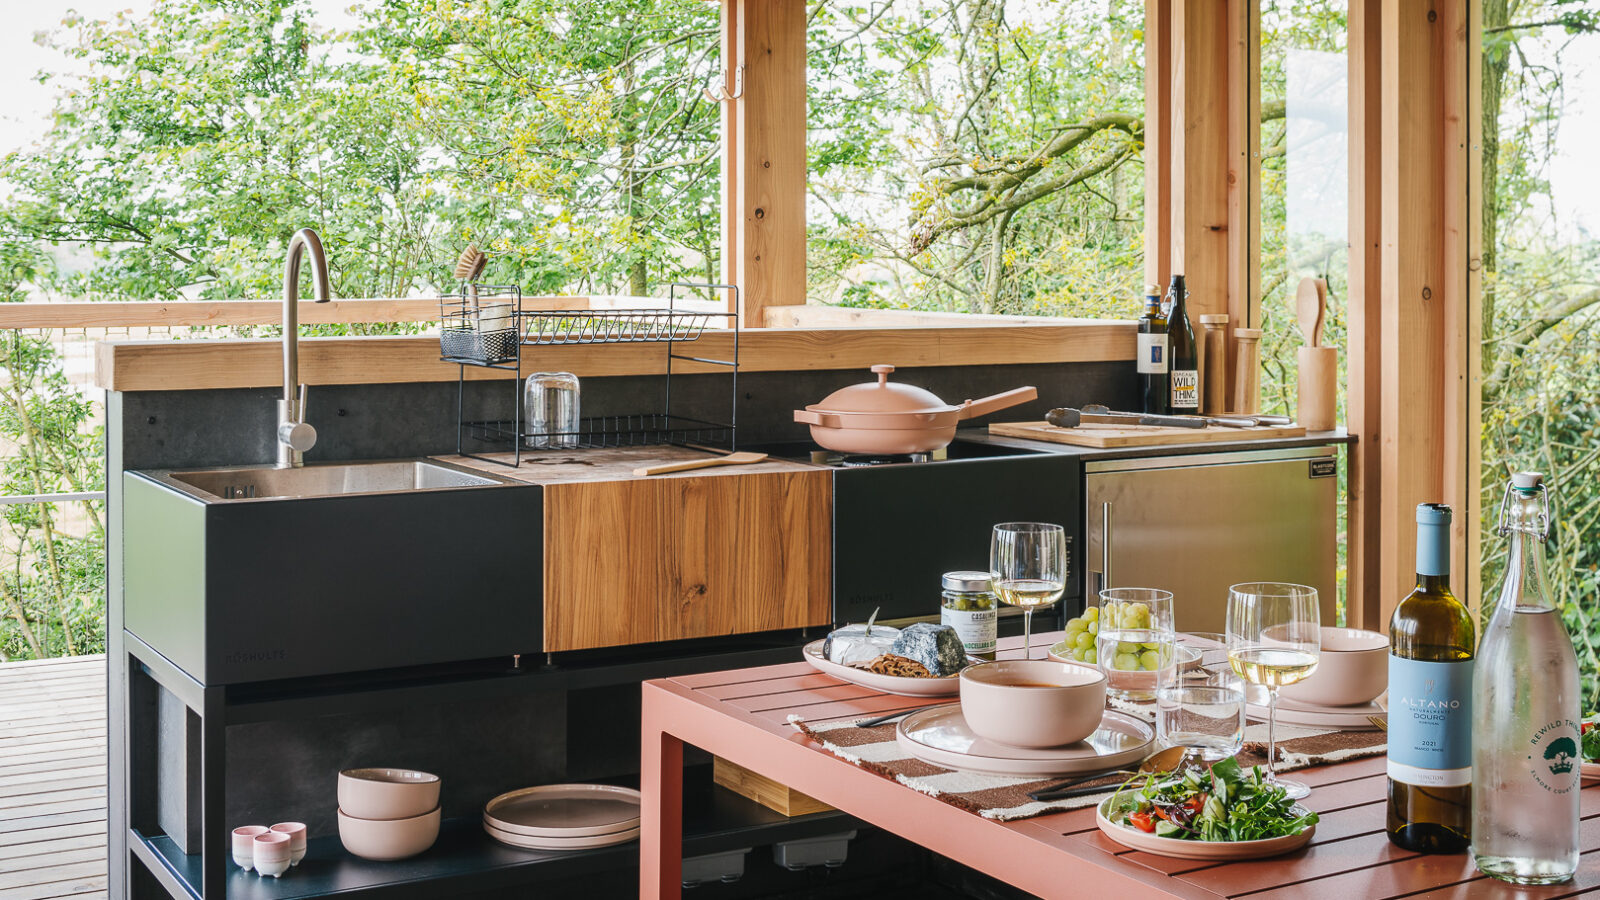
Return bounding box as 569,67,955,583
1232,328,1263,415
1199,314,1229,415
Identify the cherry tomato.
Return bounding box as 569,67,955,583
1129,811,1157,833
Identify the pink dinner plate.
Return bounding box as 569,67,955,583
895,703,1153,776
1096,797,1315,860
1246,694,1387,731
483,822,640,850
1581,761,1600,783
802,640,962,697
483,784,641,837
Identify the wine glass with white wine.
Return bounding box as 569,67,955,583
990,523,1067,660
1226,582,1321,800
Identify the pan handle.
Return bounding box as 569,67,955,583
793,409,837,427
957,386,1038,420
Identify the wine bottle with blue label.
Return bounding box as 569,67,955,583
1386,503,1474,853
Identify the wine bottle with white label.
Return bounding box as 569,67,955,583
1165,275,1199,412
1137,285,1169,415
1386,503,1474,853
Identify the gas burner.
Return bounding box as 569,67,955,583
808,448,944,467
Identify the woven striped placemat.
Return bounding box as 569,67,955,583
788,709,1385,822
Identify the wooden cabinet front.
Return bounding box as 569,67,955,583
542,467,832,652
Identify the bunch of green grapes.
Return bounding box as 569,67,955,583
1100,601,1167,672
1059,606,1101,664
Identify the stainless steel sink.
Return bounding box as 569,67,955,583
144,459,509,501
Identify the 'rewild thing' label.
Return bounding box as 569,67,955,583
1527,718,1581,795
1387,655,1474,787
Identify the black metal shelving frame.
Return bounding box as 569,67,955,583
123,629,849,900
442,283,741,467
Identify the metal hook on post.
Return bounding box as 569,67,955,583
703,64,745,103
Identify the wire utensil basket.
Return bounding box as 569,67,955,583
439,285,522,364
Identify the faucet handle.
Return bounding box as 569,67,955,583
278,420,317,453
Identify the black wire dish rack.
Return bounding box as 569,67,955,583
439,283,740,467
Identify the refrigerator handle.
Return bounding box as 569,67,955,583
1097,501,1112,595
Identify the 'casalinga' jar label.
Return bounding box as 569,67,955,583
1527,718,1581,795
1387,656,1473,787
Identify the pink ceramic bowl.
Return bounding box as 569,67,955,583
270,821,307,866
337,768,440,821
252,832,293,878
337,806,441,861
1279,627,1388,707
959,660,1107,748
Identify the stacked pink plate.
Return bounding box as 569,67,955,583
482,784,641,850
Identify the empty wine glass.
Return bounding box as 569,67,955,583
990,523,1067,660
1226,582,1321,799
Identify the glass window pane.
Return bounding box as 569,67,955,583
807,1,1146,316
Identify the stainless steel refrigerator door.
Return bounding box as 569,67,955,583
1085,447,1339,634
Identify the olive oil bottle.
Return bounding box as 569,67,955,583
1386,503,1475,853
1137,285,1169,415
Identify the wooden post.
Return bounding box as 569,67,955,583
1168,0,1255,395
1376,0,1472,622
1346,0,1385,630
1144,0,1172,291
726,0,807,326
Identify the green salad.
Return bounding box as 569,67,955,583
1105,757,1319,842
1582,721,1600,761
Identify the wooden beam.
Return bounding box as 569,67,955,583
1378,0,1472,621
95,323,1138,392
730,0,807,326
1144,0,1173,291
763,305,1123,329
0,298,585,330
1170,0,1234,324
1346,0,1385,630
719,0,741,314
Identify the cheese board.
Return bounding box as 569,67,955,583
989,420,1307,449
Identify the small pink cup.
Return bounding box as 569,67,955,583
231,825,269,870
253,832,292,878
270,821,308,866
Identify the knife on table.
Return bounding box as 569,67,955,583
1081,404,1269,428
1045,407,1205,429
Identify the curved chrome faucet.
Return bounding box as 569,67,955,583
279,228,331,467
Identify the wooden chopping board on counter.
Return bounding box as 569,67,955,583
989,420,1307,448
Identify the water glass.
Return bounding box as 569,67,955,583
524,372,581,449
1155,683,1246,768
1096,587,1176,700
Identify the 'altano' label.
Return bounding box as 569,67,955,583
1387,655,1473,787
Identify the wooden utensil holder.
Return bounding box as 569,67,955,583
1199,314,1229,414
1296,346,1338,431
1232,328,1263,415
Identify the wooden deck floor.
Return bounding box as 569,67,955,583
0,655,108,900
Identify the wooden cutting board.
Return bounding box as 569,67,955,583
989,420,1307,448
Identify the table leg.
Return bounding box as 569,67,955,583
640,694,684,899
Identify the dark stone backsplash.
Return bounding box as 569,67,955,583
117,360,1134,470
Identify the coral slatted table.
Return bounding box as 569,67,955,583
640,637,1600,899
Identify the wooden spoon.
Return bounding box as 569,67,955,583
1291,276,1327,348
632,451,768,477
